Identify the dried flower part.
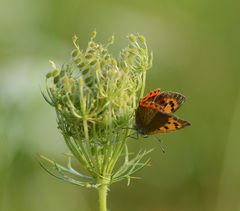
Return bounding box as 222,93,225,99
40,32,153,189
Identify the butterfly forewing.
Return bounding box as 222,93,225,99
143,111,190,135
139,89,160,105
141,91,185,113
154,92,186,113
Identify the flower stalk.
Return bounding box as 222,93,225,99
98,177,110,211
39,32,153,211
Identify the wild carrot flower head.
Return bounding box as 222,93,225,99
40,31,153,188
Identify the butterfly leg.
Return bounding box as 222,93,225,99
154,136,165,153
127,133,138,140
121,127,138,139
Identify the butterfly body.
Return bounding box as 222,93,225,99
135,89,190,135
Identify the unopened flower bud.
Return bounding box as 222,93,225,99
138,35,145,43
78,78,84,87
102,49,107,55
46,72,52,78
129,44,136,49
111,59,117,66
62,76,71,93
82,68,89,75
85,77,92,84
89,42,95,48
85,54,93,59
53,69,59,77
104,55,110,60
92,30,97,39
77,62,85,68
87,49,95,54
74,57,82,65
71,49,80,58
90,60,97,66
53,75,60,84
128,34,136,42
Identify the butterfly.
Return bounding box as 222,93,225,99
135,89,190,136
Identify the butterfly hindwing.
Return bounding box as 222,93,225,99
158,115,190,133
146,112,190,134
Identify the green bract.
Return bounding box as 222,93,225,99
39,31,153,210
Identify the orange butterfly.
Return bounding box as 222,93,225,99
135,89,190,135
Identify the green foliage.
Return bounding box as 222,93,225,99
39,32,153,189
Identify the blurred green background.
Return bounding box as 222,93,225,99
1,0,240,210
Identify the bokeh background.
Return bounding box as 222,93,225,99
1,0,240,210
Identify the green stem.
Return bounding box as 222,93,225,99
140,71,146,98
98,178,109,211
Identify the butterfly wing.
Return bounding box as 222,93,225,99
136,90,190,135
146,112,191,134
135,105,169,135
139,89,160,105
141,91,186,113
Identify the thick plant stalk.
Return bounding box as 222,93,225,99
98,177,109,211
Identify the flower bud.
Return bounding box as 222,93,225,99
46,72,52,78
53,75,60,84
78,78,84,87
71,49,80,58
129,44,136,49
87,49,95,54
89,42,95,48
104,55,110,60
74,57,82,65
62,76,71,93
85,77,92,84
82,68,89,75
128,34,136,42
85,54,93,59
90,60,97,66
91,30,97,39
53,69,59,77
102,49,107,55
129,49,137,56
77,62,85,68
138,35,145,43
111,59,117,66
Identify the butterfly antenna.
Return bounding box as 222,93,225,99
154,136,165,153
